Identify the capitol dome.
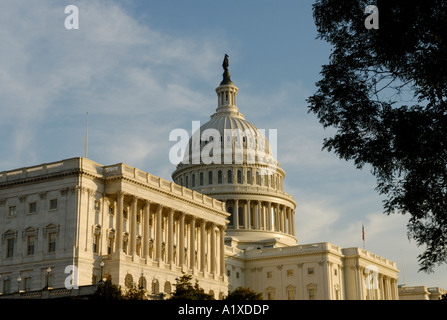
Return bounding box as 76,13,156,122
172,55,297,249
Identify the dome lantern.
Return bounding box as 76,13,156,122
215,54,240,116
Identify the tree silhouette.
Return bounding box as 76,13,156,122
92,279,123,300
225,287,263,300
169,274,215,300
308,0,447,272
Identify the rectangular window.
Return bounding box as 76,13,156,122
267,271,273,278
287,269,294,277
107,238,113,254
94,200,100,211
308,288,316,300
8,206,16,217
307,267,314,275
288,289,295,300
7,239,14,257
49,199,58,210
29,202,37,213
109,206,114,215
93,234,99,254
24,277,32,292
48,233,56,252
27,236,35,255
3,280,11,294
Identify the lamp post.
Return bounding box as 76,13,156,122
99,261,104,283
17,275,21,293
139,269,144,290
45,267,52,290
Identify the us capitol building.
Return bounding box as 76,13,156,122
0,57,399,300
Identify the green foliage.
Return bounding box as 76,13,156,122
308,0,447,272
92,279,147,300
92,279,123,300
122,282,147,300
169,274,215,300
225,287,263,300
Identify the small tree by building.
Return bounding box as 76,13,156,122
92,279,123,300
169,274,215,300
225,287,263,300
123,282,147,300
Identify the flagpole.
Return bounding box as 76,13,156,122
85,112,88,159
362,222,365,250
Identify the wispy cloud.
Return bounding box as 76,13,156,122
0,0,225,173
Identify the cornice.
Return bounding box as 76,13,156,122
104,174,230,220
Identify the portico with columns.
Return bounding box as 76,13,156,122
0,157,228,298
97,161,229,297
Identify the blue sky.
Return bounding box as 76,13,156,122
1,0,446,289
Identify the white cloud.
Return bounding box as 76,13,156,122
0,0,225,173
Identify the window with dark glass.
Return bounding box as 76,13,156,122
208,171,213,185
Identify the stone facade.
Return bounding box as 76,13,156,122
0,58,401,300
399,285,447,300
0,158,229,298
172,57,400,300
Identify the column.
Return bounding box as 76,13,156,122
275,203,280,231
219,226,225,277
156,204,163,262
260,202,265,230
291,210,296,236
267,202,272,231
287,207,292,235
179,212,185,267
234,199,239,229
385,276,391,300
392,278,398,300
167,208,174,265
378,275,384,300
189,217,196,270
210,223,216,275
143,200,150,260
116,191,124,252
246,200,251,229
200,220,206,273
130,196,138,256
255,201,260,229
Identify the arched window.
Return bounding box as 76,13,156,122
125,274,133,289
237,170,242,184
227,170,232,183
152,279,160,294
200,172,204,186
218,170,223,184
185,176,189,188
139,276,147,290
192,174,196,187
208,171,213,185
247,170,251,184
